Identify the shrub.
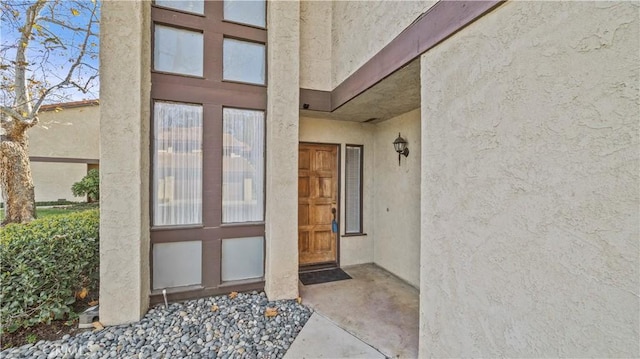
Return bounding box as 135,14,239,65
0,209,99,333
71,169,99,202
0,201,79,209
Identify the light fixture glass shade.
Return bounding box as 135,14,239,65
393,133,407,153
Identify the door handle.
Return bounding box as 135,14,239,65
331,208,338,233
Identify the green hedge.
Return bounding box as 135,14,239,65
0,200,80,209
0,209,99,333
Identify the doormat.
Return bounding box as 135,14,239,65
299,268,352,286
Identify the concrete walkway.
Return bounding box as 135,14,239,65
286,264,420,358
284,313,385,359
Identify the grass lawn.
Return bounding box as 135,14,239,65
0,202,99,222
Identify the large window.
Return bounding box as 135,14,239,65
153,101,203,226
345,145,363,234
150,0,267,299
222,108,265,223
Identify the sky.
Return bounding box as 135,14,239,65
0,0,100,107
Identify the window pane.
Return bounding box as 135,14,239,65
153,241,202,289
221,237,264,282
345,146,362,233
222,108,264,223
153,102,203,226
155,0,204,14
224,0,265,28
154,25,203,76
223,39,265,85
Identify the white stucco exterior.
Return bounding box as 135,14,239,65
31,105,99,159
300,1,332,91
373,109,421,288
28,104,99,202
30,162,88,202
420,1,639,356
299,117,376,266
264,0,301,301
301,0,436,90
331,1,435,87
99,0,151,325
97,0,639,356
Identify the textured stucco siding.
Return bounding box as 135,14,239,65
264,0,300,301
28,105,99,202
373,109,421,288
420,1,639,357
31,162,87,202
99,0,151,325
30,105,99,159
299,117,375,266
331,0,435,87
300,1,332,91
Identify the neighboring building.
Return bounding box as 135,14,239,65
29,100,100,202
99,1,639,357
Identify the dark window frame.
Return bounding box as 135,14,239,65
149,0,267,303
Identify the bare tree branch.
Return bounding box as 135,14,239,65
39,17,98,37
70,73,99,93
1,0,100,225
31,1,99,115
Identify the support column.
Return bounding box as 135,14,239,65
99,0,151,325
264,0,300,300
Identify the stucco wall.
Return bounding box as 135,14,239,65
331,1,435,87
373,109,421,287
27,105,99,202
99,0,151,325
420,1,639,357
300,1,332,91
300,117,375,266
30,162,87,202
30,105,99,159
264,0,300,301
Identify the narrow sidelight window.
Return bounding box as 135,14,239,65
153,101,203,226
222,108,265,223
345,145,363,234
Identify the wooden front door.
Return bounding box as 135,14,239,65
298,143,339,267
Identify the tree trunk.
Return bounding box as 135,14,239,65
0,133,36,225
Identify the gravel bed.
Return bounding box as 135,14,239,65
1,291,312,359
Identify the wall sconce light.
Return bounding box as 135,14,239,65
393,132,409,166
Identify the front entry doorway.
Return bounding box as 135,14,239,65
298,143,339,268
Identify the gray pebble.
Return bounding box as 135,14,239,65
0,292,311,359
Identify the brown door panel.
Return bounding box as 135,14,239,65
298,143,338,267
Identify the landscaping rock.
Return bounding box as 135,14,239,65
1,291,312,359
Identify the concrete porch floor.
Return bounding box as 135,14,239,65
291,263,420,358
